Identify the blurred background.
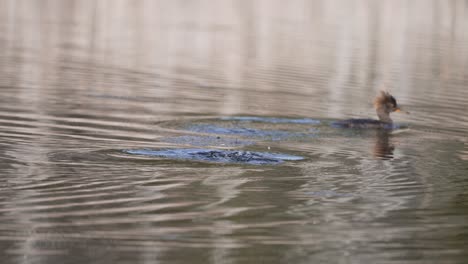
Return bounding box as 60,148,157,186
1,0,467,125
0,1,467,263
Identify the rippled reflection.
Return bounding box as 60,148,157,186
0,0,468,263
373,130,395,159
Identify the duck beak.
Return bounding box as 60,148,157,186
395,108,410,114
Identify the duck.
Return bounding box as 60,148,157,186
332,91,408,129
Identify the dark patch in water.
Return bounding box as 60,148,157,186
186,124,312,140
163,135,254,147
125,148,304,165
221,116,321,124
307,190,354,198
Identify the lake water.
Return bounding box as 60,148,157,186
0,1,468,263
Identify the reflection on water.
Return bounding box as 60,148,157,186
0,0,468,263
373,130,394,159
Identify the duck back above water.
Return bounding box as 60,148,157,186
332,91,408,129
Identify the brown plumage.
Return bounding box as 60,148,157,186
332,91,407,129
373,90,401,123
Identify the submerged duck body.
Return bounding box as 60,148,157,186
332,91,407,129
332,118,396,129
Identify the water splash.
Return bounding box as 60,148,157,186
125,148,304,165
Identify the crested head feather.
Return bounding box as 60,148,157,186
374,90,397,109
